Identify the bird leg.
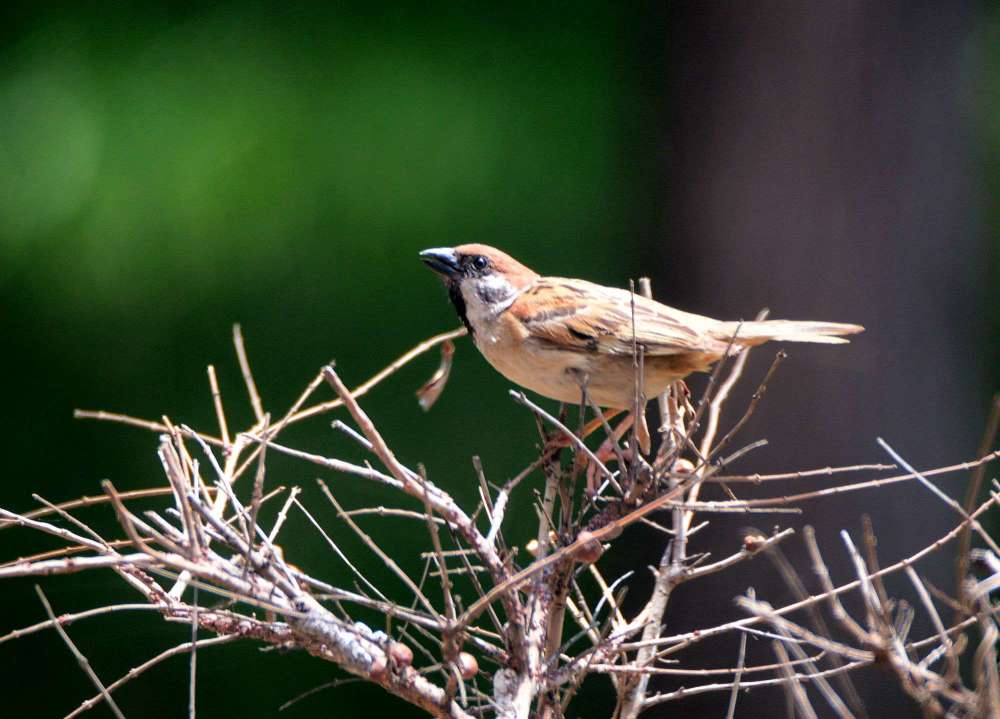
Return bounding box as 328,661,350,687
634,411,652,456
544,408,625,453
583,408,625,441
585,408,660,492
584,412,635,495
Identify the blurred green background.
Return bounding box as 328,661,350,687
1,3,640,717
1,2,997,717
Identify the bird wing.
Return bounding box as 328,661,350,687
508,278,730,356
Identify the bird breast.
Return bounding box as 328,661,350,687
472,311,686,408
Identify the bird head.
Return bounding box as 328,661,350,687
420,245,538,331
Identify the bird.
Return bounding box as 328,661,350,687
419,244,863,455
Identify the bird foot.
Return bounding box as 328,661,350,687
583,413,644,495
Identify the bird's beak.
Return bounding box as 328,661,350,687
419,247,461,277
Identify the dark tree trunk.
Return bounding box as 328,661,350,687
629,3,986,716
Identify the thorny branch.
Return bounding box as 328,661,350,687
4,298,999,718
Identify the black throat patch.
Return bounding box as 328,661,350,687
447,283,474,336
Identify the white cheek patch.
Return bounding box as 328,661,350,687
477,275,517,309
461,275,518,326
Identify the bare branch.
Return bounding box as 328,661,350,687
878,437,1000,556
9,325,999,719
232,323,265,424
35,585,126,719
725,590,751,719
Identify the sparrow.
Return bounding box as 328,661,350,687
419,244,863,416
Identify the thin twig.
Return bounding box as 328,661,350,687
708,349,786,462
725,589,751,719
67,636,237,719
956,393,1000,612
35,585,126,719
317,480,442,621
206,365,230,447
288,327,467,424
189,586,198,719
878,438,1000,556
772,638,819,719
0,486,220,533
509,390,618,490
233,323,265,424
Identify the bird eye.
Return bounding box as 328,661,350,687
471,256,490,272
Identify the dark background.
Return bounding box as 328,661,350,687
1,2,997,717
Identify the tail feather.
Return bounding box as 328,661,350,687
720,320,864,346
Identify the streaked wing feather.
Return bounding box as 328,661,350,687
510,279,728,356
